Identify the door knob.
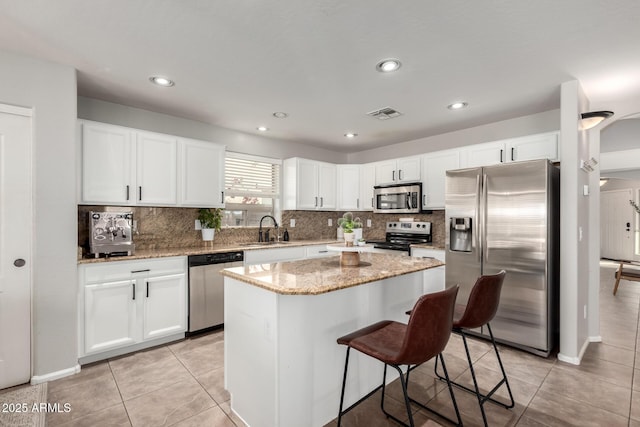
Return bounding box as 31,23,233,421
13,258,26,267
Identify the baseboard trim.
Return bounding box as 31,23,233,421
78,333,185,365
31,364,81,385
589,335,603,343
558,337,590,365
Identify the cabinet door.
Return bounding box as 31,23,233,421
317,162,336,210
374,160,397,185
465,141,506,167
180,139,225,207
359,163,376,211
397,156,421,182
337,165,359,210
136,132,178,205
508,132,559,162
81,122,134,204
422,150,460,209
142,274,186,340
297,159,319,209
84,280,137,354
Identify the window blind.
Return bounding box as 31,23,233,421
224,154,280,198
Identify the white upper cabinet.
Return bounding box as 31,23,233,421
374,156,421,185
81,121,135,205
179,138,225,207
421,149,461,210
463,131,559,168
80,120,226,207
283,158,337,211
136,131,178,205
359,163,376,211
507,132,559,162
337,164,360,210
317,162,337,210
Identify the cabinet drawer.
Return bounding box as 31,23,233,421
81,256,186,283
305,245,332,258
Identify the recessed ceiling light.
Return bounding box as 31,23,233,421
257,126,269,132
376,59,401,73
344,133,358,138
273,112,289,119
447,102,468,110
149,76,174,87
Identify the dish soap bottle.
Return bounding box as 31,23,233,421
283,228,289,241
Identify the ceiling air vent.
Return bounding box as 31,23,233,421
366,107,403,120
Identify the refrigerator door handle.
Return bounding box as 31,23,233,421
476,173,482,263
482,173,489,263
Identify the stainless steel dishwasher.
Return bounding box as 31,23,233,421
188,251,244,333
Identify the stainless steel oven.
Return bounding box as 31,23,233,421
367,221,432,253
373,183,422,214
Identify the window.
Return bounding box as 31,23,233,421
224,153,281,227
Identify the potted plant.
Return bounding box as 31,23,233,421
198,208,223,241
337,212,362,246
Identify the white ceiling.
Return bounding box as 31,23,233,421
1,0,639,153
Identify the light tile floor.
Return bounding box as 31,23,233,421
38,260,640,426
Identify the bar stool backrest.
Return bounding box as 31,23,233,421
455,270,506,330
397,285,459,365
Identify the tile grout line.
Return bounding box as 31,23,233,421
168,336,241,426
108,352,138,427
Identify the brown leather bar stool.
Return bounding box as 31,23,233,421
336,285,463,427
434,270,514,427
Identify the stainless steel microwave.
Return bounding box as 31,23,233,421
373,183,422,213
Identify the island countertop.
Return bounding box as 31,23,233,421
220,252,444,295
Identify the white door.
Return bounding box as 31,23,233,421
296,159,319,210
180,139,225,207
0,105,32,389
397,156,421,182
84,280,137,354
601,189,635,260
359,163,376,211
422,149,460,209
81,121,133,204
142,274,186,340
465,141,506,167
136,131,178,205
317,162,336,210
337,165,360,210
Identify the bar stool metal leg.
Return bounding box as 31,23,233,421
434,325,515,426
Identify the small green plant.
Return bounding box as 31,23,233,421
337,212,362,233
198,208,223,232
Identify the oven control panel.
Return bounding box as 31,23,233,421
386,221,431,234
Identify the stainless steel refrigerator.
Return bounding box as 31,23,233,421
445,159,559,356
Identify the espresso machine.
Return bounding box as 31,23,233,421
89,211,135,257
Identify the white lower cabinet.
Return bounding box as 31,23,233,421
84,279,137,354
243,246,306,265
142,274,187,340
411,248,445,294
79,257,187,362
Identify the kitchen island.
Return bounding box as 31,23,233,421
221,252,444,427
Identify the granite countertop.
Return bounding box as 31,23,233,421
220,252,444,295
78,239,340,264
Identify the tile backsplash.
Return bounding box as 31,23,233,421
78,206,445,255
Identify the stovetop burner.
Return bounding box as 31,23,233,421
367,221,432,253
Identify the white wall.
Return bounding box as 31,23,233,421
0,50,78,378
347,109,560,163
78,97,346,164
558,80,591,364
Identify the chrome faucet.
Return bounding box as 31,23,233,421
258,215,279,242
